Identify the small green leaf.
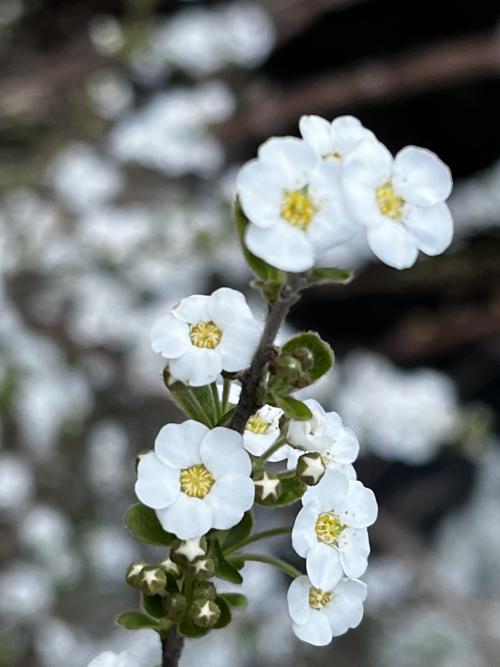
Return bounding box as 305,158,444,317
178,616,210,638
273,394,313,421
117,612,160,630
281,332,334,384
256,477,306,507
309,267,353,285
210,539,243,584
213,596,232,629
169,384,219,427
125,503,175,546
142,594,165,619
220,593,248,608
218,512,253,552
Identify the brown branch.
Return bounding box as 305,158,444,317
161,627,184,667
219,32,500,146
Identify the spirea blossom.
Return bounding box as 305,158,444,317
237,137,358,272
135,421,254,539
87,651,137,667
287,574,366,646
150,288,262,386
299,114,376,165
244,404,290,461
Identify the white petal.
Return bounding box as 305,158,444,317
393,146,453,206
293,613,332,647
299,115,333,157
326,590,364,636
150,314,189,360
135,452,180,510
206,474,254,529
330,115,376,155
302,469,349,511
306,542,343,590
405,203,453,256
343,139,393,187
258,136,317,186
219,318,262,372
154,421,207,470
287,575,311,625
237,159,283,229
366,218,419,269
338,480,378,527
169,347,223,387
243,430,277,457
339,527,370,578
287,447,301,470
172,294,211,324
246,219,315,272
330,425,359,464
200,427,251,477
268,443,292,463
156,494,212,540
208,287,252,328
336,578,367,602
292,504,318,558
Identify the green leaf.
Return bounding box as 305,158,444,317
169,384,220,427
234,200,286,287
210,539,243,584
256,477,306,507
220,593,248,609
273,394,313,421
142,594,165,619
309,267,353,285
117,612,161,630
213,596,232,629
281,332,334,383
125,503,175,546
178,616,210,638
218,512,253,552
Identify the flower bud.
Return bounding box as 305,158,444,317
189,557,215,580
164,592,187,622
159,558,181,579
126,561,147,588
170,537,207,565
254,471,282,502
139,566,167,596
193,581,217,601
292,346,314,371
296,452,326,486
189,599,221,628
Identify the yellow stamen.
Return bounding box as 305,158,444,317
281,189,317,231
315,512,347,546
180,464,215,498
309,586,332,610
375,180,405,221
189,321,222,349
246,414,271,435
322,149,342,160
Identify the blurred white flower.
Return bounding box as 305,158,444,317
18,504,71,557
88,651,137,667
87,70,133,120
0,453,33,514
88,15,124,56
136,422,254,539
0,563,54,619
87,421,130,495
84,527,139,582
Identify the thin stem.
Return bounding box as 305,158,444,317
224,527,291,555
257,435,288,462
161,626,184,667
221,376,232,412
230,274,306,433
229,552,301,579
210,382,222,421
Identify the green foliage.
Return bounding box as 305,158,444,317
308,267,353,285
220,593,248,608
210,539,243,584
117,612,161,631
217,511,253,552
272,394,313,421
281,332,334,384
213,596,232,629
256,476,306,507
178,616,210,638
125,503,175,546
142,594,165,619
168,382,220,427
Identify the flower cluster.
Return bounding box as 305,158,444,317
88,114,453,665
238,114,453,270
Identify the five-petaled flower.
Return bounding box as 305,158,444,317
287,574,367,646
135,421,254,540
244,404,290,461
151,287,262,386
299,114,376,165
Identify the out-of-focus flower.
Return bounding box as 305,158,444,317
0,563,54,620
88,15,124,56
0,453,33,513
293,470,377,579
151,288,262,387
343,142,453,268
238,137,357,272
87,70,133,120
299,115,376,165
135,422,254,539
87,650,137,667
287,575,366,646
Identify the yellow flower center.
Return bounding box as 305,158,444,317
315,512,347,546
246,414,271,435
309,586,332,610
322,149,342,160
189,321,222,349
180,464,215,498
281,189,317,231
375,180,405,221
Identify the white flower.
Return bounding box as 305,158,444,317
87,651,137,667
343,140,453,269
287,575,366,646
292,470,377,579
135,421,254,540
299,114,376,164
287,399,359,466
244,404,290,462
237,137,358,272
151,288,262,386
